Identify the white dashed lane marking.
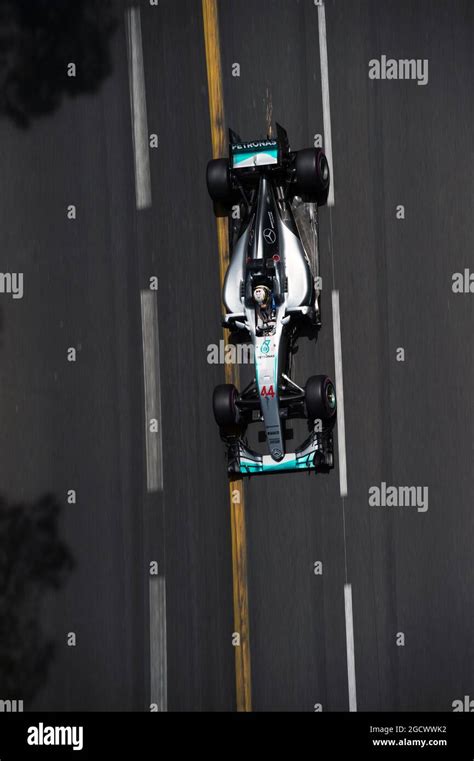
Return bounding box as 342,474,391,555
344,583,358,711
332,290,347,497
126,6,152,210
140,290,163,492
317,3,335,207
149,575,167,711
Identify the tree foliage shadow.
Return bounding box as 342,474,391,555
0,493,74,702
0,0,118,128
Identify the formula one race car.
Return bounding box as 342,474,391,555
207,123,336,477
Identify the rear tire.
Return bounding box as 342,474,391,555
206,159,234,205
305,375,337,421
213,384,240,428
295,148,330,205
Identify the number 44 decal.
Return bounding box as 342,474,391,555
260,385,275,398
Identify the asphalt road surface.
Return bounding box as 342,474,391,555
0,0,472,712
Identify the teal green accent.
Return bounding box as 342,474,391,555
254,341,260,387
233,148,278,166
239,455,313,474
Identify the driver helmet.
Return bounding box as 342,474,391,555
253,285,271,307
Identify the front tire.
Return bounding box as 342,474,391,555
305,375,337,421
213,384,240,428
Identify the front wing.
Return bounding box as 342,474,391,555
226,430,334,477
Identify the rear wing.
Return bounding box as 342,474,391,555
231,139,279,169
229,123,291,171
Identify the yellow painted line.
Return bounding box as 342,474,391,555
202,0,252,712
202,0,231,310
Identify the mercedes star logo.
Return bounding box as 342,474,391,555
263,228,276,245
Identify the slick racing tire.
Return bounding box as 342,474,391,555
206,159,234,205
213,384,240,428
305,375,337,422
295,148,330,205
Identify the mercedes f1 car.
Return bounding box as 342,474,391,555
207,124,337,477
